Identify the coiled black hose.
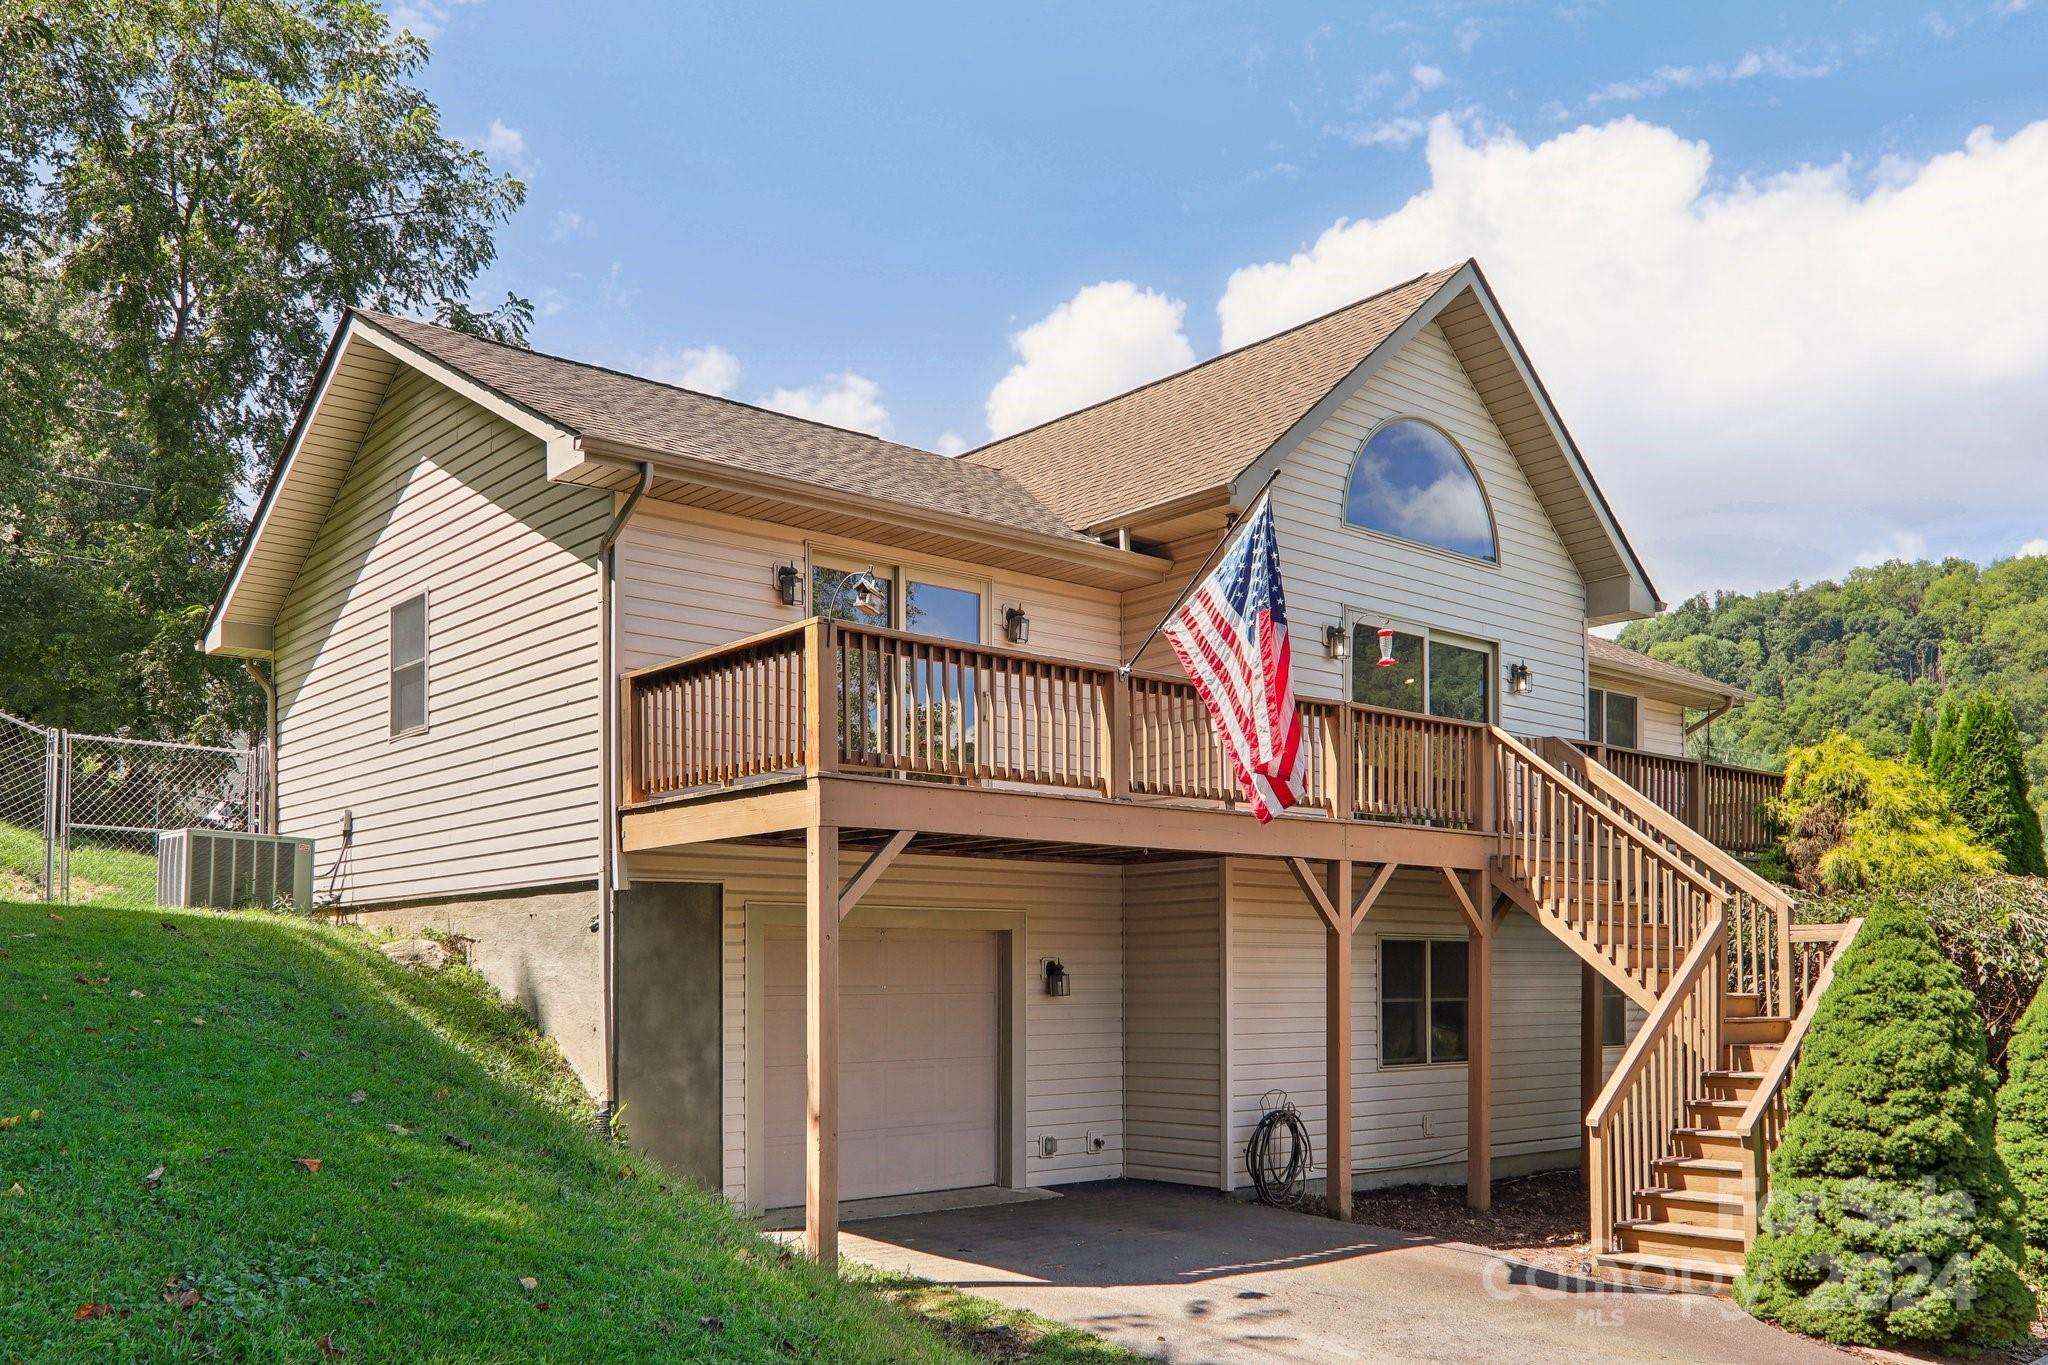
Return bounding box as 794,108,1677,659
1246,1090,1314,1208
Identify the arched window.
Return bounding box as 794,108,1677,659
1342,419,1497,563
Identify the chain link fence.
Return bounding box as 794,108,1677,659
0,710,263,905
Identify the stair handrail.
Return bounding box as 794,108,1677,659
1587,913,1729,1129
1558,742,1791,914
1582,912,1728,1251
1488,728,1726,901
1734,918,1862,1143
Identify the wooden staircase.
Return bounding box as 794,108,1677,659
1486,729,1859,1294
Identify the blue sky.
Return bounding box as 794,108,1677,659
400,1,2048,601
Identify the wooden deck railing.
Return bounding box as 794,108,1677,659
1735,918,1863,1236
1579,742,1783,855
622,618,1485,827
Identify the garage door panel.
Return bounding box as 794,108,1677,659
762,925,999,1209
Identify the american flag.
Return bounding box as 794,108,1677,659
1162,492,1307,822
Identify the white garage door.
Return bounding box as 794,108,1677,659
762,925,998,1210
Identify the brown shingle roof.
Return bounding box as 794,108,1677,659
354,310,1092,544
962,264,1464,529
1587,634,1755,704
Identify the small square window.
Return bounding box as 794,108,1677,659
390,595,428,736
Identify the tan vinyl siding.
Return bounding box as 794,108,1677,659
617,500,1121,671
1122,860,1225,1187
1224,861,1581,1188
1638,696,1687,757
624,845,1124,1208
1272,322,1588,736
271,368,611,903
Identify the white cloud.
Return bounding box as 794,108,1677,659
985,282,1195,437
598,260,631,312
1411,64,1446,91
481,119,535,177
765,372,891,436
1215,115,2048,599
643,344,742,397
1453,18,1483,54
1330,116,1429,149
933,430,969,457
1588,47,1837,106
1997,0,2031,14
548,210,588,241
1926,11,1958,36
2021,538,2048,558
535,287,565,319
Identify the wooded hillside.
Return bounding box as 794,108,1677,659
1617,555,2048,810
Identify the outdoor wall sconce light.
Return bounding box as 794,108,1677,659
1323,623,1348,660
1043,958,1072,997
1003,604,1032,645
850,568,888,617
773,563,803,607
1375,624,1398,668
1507,660,1533,695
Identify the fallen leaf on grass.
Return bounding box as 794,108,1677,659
48,913,62,923
518,1276,538,1292
144,1166,165,1192
0,1116,19,1131
443,1135,471,1152
163,1287,200,1311
3,1183,24,1197
348,1090,366,1105
189,1018,206,1027
534,1302,549,1313
318,1331,345,1357
383,1124,413,1136
129,990,145,999
74,1303,109,1321
699,1315,725,1336
617,1164,634,1180
293,1157,322,1173
28,1110,42,1121
432,1087,448,1101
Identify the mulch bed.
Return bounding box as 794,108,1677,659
1342,1167,1600,1280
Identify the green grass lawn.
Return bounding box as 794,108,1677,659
0,901,1134,1363
0,819,157,905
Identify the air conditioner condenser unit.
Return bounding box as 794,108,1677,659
157,829,315,912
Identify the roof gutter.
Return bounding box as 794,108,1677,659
595,461,652,1133
1684,697,1735,738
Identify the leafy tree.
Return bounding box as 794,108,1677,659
1908,710,1933,767
1931,695,2047,877
1774,735,2001,893
0,0,526,738
1996,983,2048,1274
1741,901,2034,1346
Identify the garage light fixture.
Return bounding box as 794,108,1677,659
1043,958,1071,997
773,563,803,607
1323,623,1347,660
1003,604,1032,645
1507,660,1533,696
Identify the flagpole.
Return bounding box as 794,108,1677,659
1117,470,1284,678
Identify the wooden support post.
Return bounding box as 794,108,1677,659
1332,705,1356,821
804,823,840,1267
1325,857,1354,1221
1466,894,1493,1212
1104,677,1131,800
803,618,839,776
1580,962,1602,1184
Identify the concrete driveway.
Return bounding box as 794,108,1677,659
841,1181,1856,1364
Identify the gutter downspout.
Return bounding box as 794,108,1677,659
595,462,652,1135
243,660,279,833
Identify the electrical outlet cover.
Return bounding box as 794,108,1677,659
1040,1134,1058,1158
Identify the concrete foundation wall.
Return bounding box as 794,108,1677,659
348,884,603,1089
614,881,724,1191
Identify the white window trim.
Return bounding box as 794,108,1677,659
1588,685,1642,749
1342,610,1499,725
1338,414,1503,570
389,591,430,740
1376,932,1472,1070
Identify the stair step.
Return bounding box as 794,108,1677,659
1685,1098,1749,1132
1674,1126,1748,1159
1702,1069,1766,1100
1721,1016,1793,1045
1723,1042,1781,1070
1616,1219,1749,1270
1633,1186,1750,1228
1595,1251,1739,1294
1724,992,1761,1019
1651,1156,1747,1194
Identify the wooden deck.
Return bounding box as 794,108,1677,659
618,617,1780,857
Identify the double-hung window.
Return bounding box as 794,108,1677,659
389,594,428,736
1380,937,1469,1066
